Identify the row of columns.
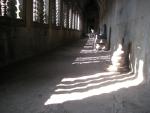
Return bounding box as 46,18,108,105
50,0,81,30
0,0,81,30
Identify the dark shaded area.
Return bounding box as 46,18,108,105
80,0,100,34
0,36,112,113
108,27,111,50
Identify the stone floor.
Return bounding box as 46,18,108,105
0,38,150,113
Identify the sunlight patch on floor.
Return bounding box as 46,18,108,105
72,55,110,64
44,60,144,105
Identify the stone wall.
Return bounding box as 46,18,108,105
100,0,150,83
0,0,83,68
0,19,82,68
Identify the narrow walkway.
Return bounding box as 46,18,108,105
0,38,149,113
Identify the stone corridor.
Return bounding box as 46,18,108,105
0,37,150,113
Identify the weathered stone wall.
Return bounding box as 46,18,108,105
0,0,83,68
100,0,150,83
0,20,82,68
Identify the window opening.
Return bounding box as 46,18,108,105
55,0,61,26
33,0,49,24
63,1,67,28
0,0,23,19
68,7,72,29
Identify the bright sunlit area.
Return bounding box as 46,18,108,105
72,37,110,65
44,59,144,105
44,36,144,105
16,0,23,19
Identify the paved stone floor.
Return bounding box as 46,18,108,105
0,38,150,113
